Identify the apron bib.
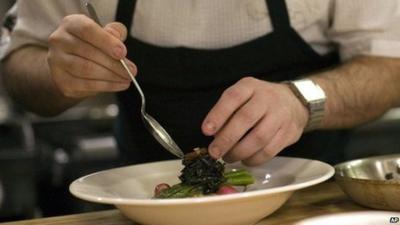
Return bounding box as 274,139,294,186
114,0,348,165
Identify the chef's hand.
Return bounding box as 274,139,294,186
202,77,309,166
47,14,136,98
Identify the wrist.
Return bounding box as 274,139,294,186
280,83,310,131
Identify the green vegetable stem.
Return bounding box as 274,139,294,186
224,169,255,186
155,184,203,199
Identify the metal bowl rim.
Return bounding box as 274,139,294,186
334,153,400,183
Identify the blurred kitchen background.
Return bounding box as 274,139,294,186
0,1,399,223
0,1,119,221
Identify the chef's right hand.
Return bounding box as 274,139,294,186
47,14,136,99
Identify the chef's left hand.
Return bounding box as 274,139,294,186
202,77,309,166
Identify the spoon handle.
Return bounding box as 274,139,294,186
119,59,146,110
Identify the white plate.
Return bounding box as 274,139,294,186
295,211,400,225
70,157,334,225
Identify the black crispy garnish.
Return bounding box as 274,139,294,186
179,148,226,194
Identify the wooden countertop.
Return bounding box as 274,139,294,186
1,181,367,225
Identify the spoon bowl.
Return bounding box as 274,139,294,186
142,113,184,158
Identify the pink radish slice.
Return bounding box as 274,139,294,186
216,185,238,195
154,183,171,196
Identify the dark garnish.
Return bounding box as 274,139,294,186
154,147,255,199
179,148,226,194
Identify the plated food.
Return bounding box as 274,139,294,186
154,148,254,198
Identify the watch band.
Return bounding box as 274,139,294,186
286,79,326,131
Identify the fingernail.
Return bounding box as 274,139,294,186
113,45,124,59
127,62,137,75
210,146,221,159
205,122,216,134
128,67,136,77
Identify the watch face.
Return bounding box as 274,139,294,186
293,80,326,102
290,79,325,131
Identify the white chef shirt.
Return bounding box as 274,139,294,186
1,0,400,61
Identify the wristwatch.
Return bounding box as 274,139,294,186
286,79,326,131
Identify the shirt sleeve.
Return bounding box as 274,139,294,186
328,0,400,60
0,0,84,60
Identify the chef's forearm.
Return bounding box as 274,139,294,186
311,56,400,129
2,45,81,116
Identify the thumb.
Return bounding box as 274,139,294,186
104,22,128,42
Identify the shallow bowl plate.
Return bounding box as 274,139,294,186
70,157,333,225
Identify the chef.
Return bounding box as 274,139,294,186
1,0,400,165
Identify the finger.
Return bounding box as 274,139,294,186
222,114,281,163
62,15,127,59
62,69,131,94
54,50,132,83
202,77,256,136
75,77,131,93
50,30,135,81
242,127,287,166
208,94,267,159
50,67,119,99
104,22,128,41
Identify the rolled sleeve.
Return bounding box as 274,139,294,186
328,0,400,60
0,0,84,60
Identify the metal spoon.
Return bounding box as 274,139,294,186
85,2,184,158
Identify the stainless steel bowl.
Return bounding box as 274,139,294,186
334,154,400,210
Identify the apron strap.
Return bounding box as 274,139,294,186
116,0,137,33
266,0,291,31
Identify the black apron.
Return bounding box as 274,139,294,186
114,0,348,165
